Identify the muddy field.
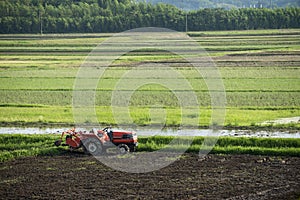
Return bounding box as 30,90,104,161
0,153,299,199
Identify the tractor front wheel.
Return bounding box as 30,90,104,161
82,138,102,156
118,144,130,154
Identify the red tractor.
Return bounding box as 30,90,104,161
54,127,138,155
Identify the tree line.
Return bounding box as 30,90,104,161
0,0,299,33
144,0,300,10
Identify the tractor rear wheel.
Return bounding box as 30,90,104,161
118,144,130,154
54,140,62,147
82,138,102,156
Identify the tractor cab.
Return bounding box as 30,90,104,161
89,127,113,142
101,127,113,141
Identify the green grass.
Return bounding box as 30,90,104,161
0,106,298,128
0,67,299,78
0,134,299,162
138,136,300,156
188,29,300,36
0,77,299,91
0,134,64,162
0,29,299,128
0,90,298,107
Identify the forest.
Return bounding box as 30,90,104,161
144,0,300,10
0,0,299,33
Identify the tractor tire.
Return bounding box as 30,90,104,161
82,138,103,156
82,144,88,154
54,140,61,147
118,144,130,154
129,145,136,152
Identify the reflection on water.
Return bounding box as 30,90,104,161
0,127,68,135
0,127,299,138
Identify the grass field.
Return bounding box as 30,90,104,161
0,134,299,162
0,134,63,162
0,29,299,128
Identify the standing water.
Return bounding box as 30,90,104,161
0,127,299,138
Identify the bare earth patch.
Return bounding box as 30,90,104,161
0,153,299,199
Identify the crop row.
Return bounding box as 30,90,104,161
1,67,299,79
0,106,298,128
139,136,300,149
0,77,298,91
0,134,299,162
0,31,298,46
0,31,298,61
0,90,299,107
138,136,300,156
2,43,298,50
0,52,298,69
0,134,63,162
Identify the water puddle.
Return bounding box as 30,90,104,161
0,127,68,135
0,127,299,138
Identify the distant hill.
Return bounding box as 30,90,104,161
142,0,300,10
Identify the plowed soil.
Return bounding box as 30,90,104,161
0,153,299,200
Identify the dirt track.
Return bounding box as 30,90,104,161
0,153,299,199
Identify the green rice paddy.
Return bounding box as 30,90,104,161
0,29,299,128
